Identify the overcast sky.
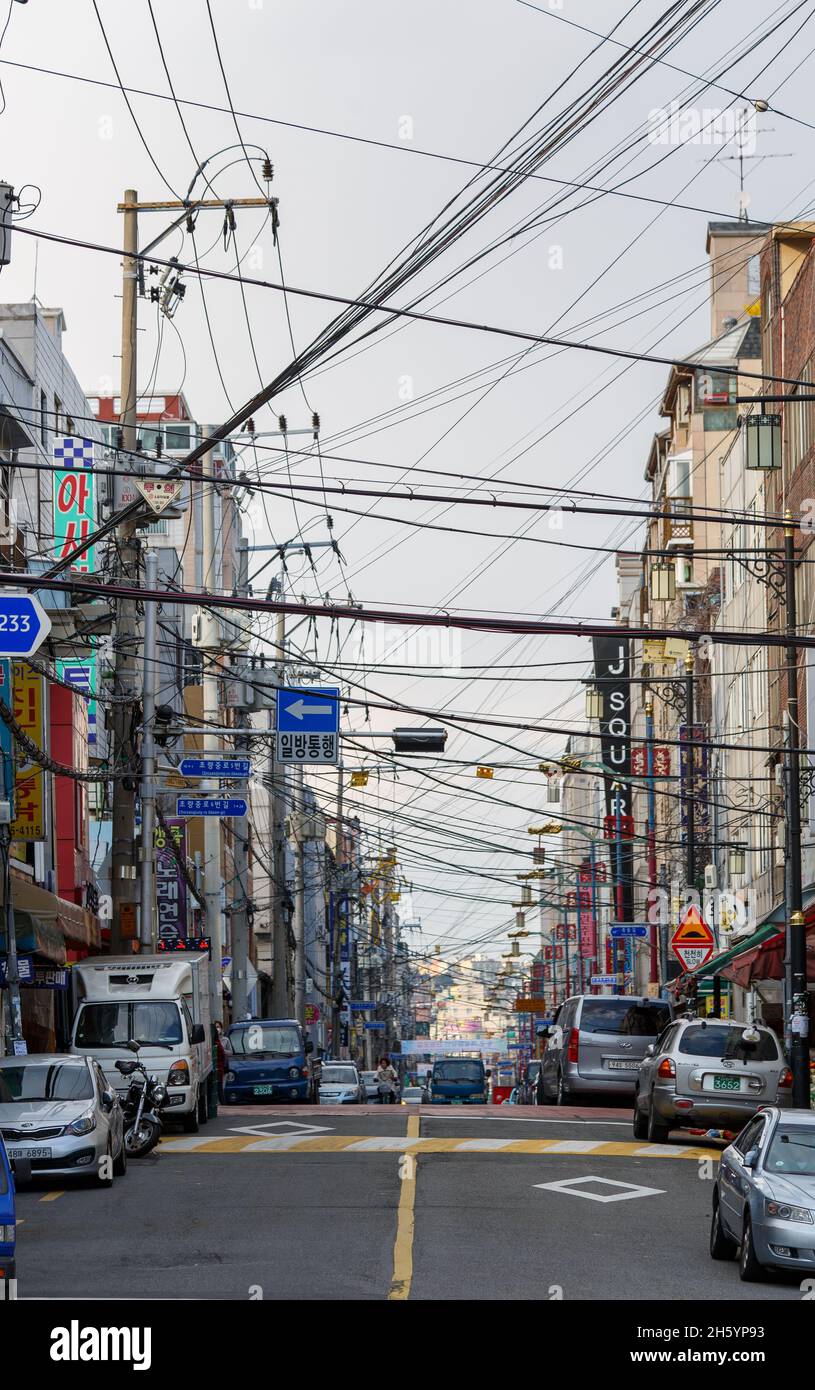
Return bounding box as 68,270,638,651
2,0,813,962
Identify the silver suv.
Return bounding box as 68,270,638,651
634,1018,791,1142
540,995,673,1104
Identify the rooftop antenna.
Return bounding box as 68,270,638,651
708,107,793,221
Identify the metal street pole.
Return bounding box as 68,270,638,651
269,602,291,1017
138,550,159,950
645,698,659,985
684,651,696,897
331,762,344,1053
292,762,305,1026
110,187,141,954
229,726,252,1023
589,838,598,994
613,783,624,995
784,513,810,1107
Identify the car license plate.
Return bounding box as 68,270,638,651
452,1099,464,1105
7,1145,51,1159
606,1059,638,1070
253,1084,275,1096
713,1075,741,1091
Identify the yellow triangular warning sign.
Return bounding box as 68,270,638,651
672,904,714,946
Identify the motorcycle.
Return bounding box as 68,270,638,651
115,1040,166,1157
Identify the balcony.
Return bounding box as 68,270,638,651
664,498,694,549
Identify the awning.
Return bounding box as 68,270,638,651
0,409,33,452
0,908,66,964
1,873,100,952
677,887,815,989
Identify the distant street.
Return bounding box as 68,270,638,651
13,1104,801,1301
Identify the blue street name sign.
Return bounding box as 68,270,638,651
610,925,649,939
350,1001,374,1011
178,758,251,778
276,686,340,733
364,1021,386,1031
0,592,51,657
591,974,622,986
176,797,248,817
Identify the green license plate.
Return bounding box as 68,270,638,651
713,1075,741,1091
253,1084,275,1096
452,1099,464,1105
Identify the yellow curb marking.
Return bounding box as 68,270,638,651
40,1191,64,1202
159,1135,716,1160
406,1113,420,1140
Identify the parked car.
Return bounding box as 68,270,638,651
634,1019,791,1142
400,1086,424,1104
0,1055,126,1186
318,1063,366,1105
540,995,673,1104
710,1106,815,1280
0,1132,28,1284
361,1070,380,1104
522,1061,545,1105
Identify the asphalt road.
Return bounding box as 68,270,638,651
11,1103,807,1301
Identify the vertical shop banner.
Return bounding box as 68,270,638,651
592,635,634,921
679,724,710,838
154,819,189,943
0,659,13,808
11,662,45,840
53,437,96,574
56,658,98,748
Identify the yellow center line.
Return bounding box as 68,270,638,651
406,1113,420,1140
388,1156,417,1301
40,1191,64,1202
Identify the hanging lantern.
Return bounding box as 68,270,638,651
650,561,676,602
744,412,781,470
585,686,603,720
728,843,747,875
515,911,525,932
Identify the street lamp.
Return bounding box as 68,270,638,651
650,561,676,602
585,686,603,720
728,844,747,876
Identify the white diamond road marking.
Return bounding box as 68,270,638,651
534,1175,666,1203
226,1120,333,1138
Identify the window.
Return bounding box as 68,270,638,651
578,998,672,1035
678,1023,779,1060
66,415,74,436
54,395,62,434
0,1061,94,1102
667,453,692,497
747,254,761,297
39,388,47,444
733,1115,765,1156
765,1125,815,1175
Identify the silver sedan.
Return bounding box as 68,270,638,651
710,1106,815,1280
0,1054,126,1187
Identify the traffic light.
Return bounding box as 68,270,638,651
391,727,447,753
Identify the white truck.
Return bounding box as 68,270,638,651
70,954,212,1132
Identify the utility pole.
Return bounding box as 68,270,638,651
110,188,141,954
783,513,810,1107
229,725,252,1023
292,763,306,1025
138,550,159,949
613,782,624,995
645,698,659,985
684,651,696,895
331,761,344,1051
200,447,224,1108
269,602,291,1017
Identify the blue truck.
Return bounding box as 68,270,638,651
426,1056,491,1104
0,1132,28,1286
223,1018,318,1104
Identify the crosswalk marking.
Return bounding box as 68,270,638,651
159,1134,716,1160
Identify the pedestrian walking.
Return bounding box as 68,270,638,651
214,1020,227,1105
375,1055,398,1104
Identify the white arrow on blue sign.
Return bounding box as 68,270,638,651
610,925,649,938
176,797,248,817
276,686,340,733
178,758,251,778
0,592,51,658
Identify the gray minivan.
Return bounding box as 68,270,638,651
540,994,674,1104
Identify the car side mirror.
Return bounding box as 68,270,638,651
485,1069,492,1079
305,1039,314,1054
744,1149,759,1169
644,1044,656,1058
11,1156,31,1186
100,1089,116,1113
539,1027,551,1040
190,1024,206,1045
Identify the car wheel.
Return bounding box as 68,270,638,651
709,1195,737,1261
646,1099,669,1144
632,1094,648,1140
182,1094,200,1133
739,1213,765,1282
556,1071,570,1106
113,1135,128,1178
197,1086,209,1124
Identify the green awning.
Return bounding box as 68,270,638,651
691,920,782,980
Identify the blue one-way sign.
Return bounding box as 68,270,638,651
0,592,51,657
276,686,340,766
276,687,340,732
